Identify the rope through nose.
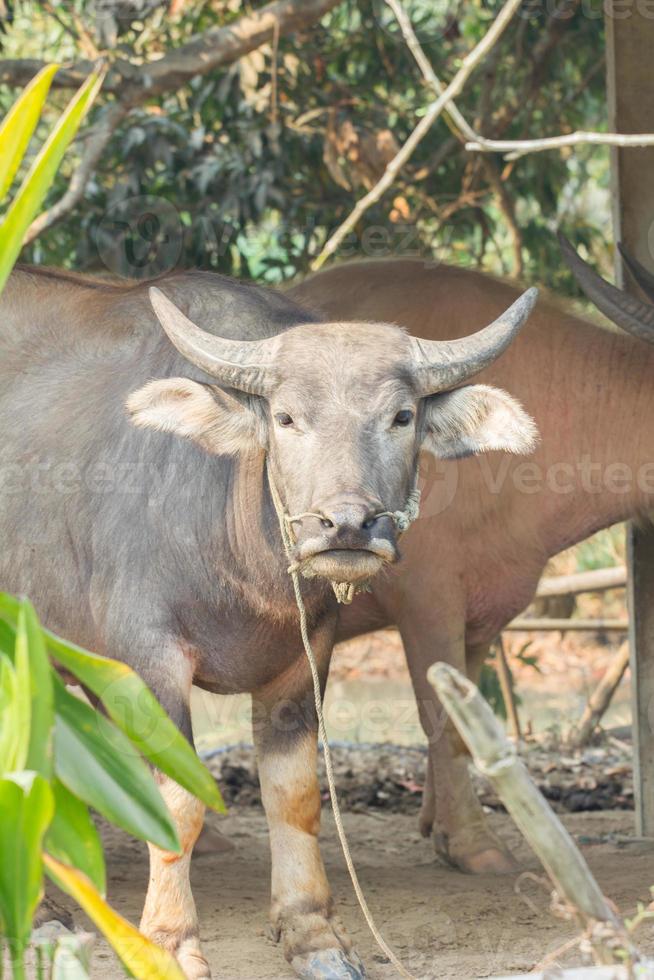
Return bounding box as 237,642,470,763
285,480,422,541
286,511,328,526
266,460,418,980
374,486,422,533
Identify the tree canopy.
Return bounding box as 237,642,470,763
0,0,611,294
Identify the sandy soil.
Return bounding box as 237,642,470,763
51,808,654,980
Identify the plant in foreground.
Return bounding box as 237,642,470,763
0,593,225,978
0,64,223,980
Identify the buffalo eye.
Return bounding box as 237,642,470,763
275,412,294,428
393,409,414,427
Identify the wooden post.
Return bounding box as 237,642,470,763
428,663,635,965
606,0,654,837
494,637,522,741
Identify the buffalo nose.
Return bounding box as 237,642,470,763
318,500,381,538
292,495,399,566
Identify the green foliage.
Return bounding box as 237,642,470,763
53,676,180,852
45,779,106,894
0,63,103,292
479,662,508,719
46,625,223,808
576,525,625,572
0,593,224,977
0,773,54,978
0,0,611,291
0,62,225,977
0,64,59,199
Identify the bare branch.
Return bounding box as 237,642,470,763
383,0,476,143
479,155,524,275
123,0,341,104
428,662,635,963
387,0,654,168
310,0,524,271
12,0,341,244
0,59,95,89
569,641,630,749
0,0,340,99
23,104,128,244
466,130,654,159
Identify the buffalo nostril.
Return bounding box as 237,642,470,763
321,517,334,529
362,515,378,530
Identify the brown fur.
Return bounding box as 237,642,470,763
289,257,654,872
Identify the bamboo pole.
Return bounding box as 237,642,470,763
505,618,628,632
427,663,636,964
537,568,626,599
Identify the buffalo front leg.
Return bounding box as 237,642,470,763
253,674,364,979
139,776,209,978
400,608,517,874
132,656,210,978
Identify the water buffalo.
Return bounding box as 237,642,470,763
289,241,654,876
0,265,537,978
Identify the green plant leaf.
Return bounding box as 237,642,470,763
0,63,60,203
16,598,53,777
0,67,103,293
47,630,224,813
45,778,106,896
50,932,95,980
0,593,224,813
0,616,16,656
0,652,21,776
44,854,186,980
0,772,54,968
11,609,32,772
53,676,180,853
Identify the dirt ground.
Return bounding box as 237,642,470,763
48,806,654,980
46,540,643,979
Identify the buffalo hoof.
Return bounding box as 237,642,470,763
145,931,211,979
175,938,212,979
434,830,519,875
292,948,366,980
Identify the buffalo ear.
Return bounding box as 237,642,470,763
126,378,265,455
421,384,538,460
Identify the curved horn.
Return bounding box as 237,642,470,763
149,287,279,395
558,233,654,343
618,242,654,304
410,287,539,395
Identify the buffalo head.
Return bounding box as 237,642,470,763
127,285,539,585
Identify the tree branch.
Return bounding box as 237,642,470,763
386,0,525,276
478,155,524,275
385,0,654,167
0,0,341,98
465,130,654,159
130,0,341,103
13,0,341,243
0,58,95,89
383,0,476,143
310,0,524,271
23,104,128,244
